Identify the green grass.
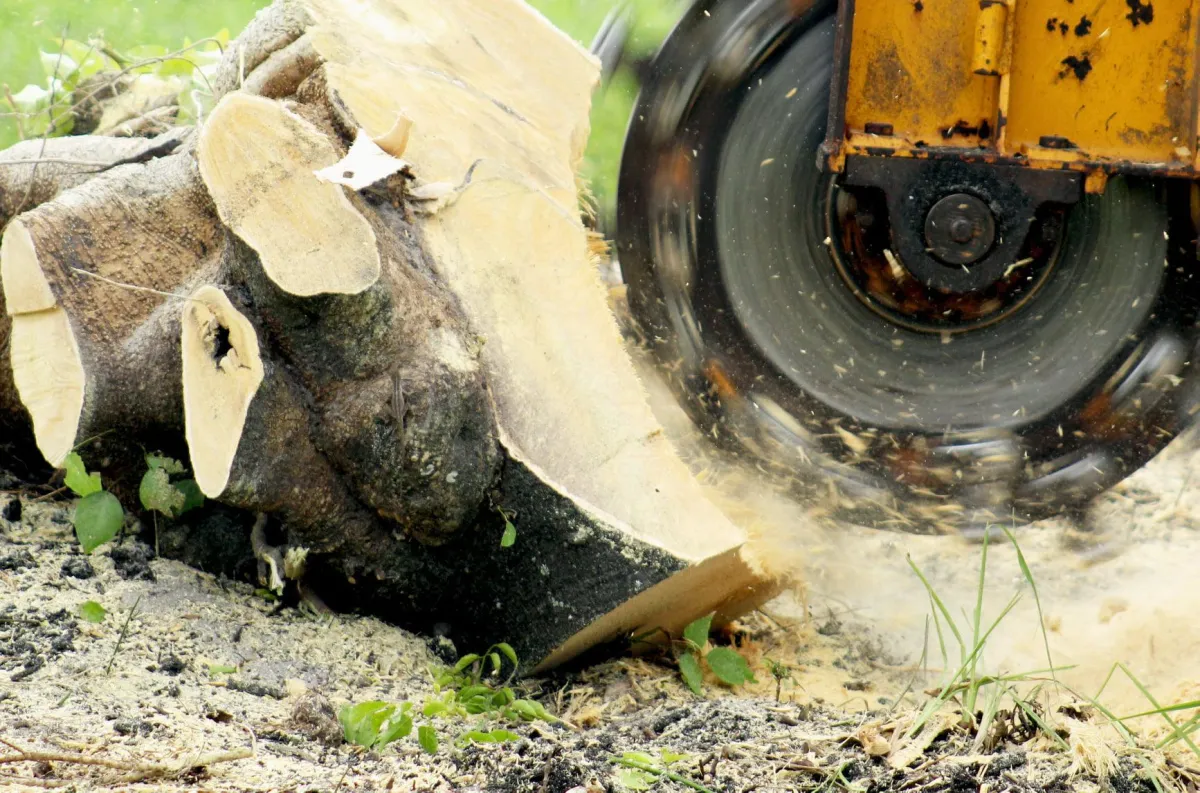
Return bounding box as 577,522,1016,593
0,0,683,211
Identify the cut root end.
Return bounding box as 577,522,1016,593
182,286,265,498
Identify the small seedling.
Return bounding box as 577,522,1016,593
764,657,795,702
339,701,414,750
611,749,714,793
77,600,107,624
338,643,554,756
139,454,204,518
64,452,124,554
139,453,205,555
674,613,756,696
497,506,517,548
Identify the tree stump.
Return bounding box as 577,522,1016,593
0,0,787,671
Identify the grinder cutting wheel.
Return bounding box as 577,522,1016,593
614,0,1200,534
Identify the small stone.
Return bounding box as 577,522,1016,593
60,557,95,579
113,719,152,736
290,691,343,747
426,634,457,666
2,498,21,522
159,655,187,675
0,549,35,571
284,678,308,698
109,542,156,581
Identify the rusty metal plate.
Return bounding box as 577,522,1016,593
843,0,999,149
1006,0,1200,166
838,0,1200,174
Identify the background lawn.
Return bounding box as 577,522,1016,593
0,0,685,212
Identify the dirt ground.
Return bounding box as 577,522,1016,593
4,317,1200,792
4,442,1200,793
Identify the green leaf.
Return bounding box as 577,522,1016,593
453,653,481,673
376,709,413,748
145,454,186,474
659,748,688,765
422,700,449,718
510,699,553,722
63,452,102,497
678,651,704,695
615,767,658,791
174,479,205,515
500,520,517,548
77,600,107,623
706,647,756,687
338,701,393,748
495,642,519,668
207,663,237,676
139,466,186,517
417,724,438,754
72,491,123,554
683,614,713,651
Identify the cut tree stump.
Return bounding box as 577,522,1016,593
0,0,789,671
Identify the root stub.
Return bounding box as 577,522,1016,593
0,0,783,671
182,287,265,498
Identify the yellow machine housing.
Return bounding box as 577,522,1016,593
823,0,1200,190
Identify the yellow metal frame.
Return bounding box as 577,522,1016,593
824,0,1200,191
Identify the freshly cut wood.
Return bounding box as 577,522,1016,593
181,286,265,497
0,153,222,466
0,0,790,670
198,93,381,297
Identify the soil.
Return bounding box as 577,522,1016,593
2,473,1198,792
4,309,1200,792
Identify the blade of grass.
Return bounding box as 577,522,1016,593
907,554,966,658
1008,684,1069,750
1115,664,1200,758
1003,527,1058,685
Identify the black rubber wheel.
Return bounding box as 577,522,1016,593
616,0,1200,531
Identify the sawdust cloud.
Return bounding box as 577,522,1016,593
636,351,1200,715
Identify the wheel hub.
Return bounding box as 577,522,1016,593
925,193,995,265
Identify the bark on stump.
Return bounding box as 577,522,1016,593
0,0,788,671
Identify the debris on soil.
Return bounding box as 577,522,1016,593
1,492,1194,792
60,555,95,579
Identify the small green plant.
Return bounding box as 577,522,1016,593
3,32,228,142
674,613,756,696
139,453,205,554
497,506,517,548
64,452,124,554
904,529,1071,749
764,657,795,702
338,643,554,755
207,662,238,677
339,701,415,751
77,600,107,624
611,749,715,793
139,453,204,518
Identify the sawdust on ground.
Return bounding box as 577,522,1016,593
2,480,1197,792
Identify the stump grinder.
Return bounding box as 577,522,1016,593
611,0,1200,534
